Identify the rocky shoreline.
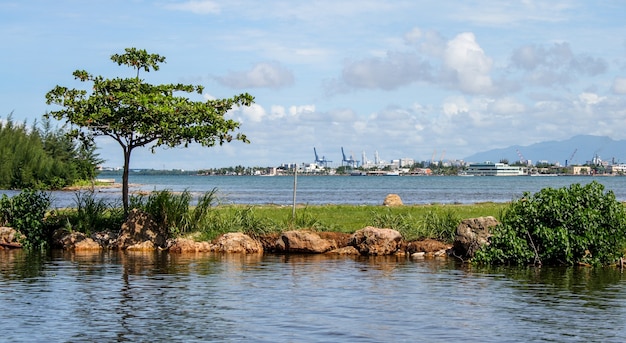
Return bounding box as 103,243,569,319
1,208,498,260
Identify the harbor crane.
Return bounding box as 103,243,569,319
313,148,332,167
565,148,577,167
341,147,358,168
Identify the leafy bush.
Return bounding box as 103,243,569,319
0,189,51,250
474,182,626,266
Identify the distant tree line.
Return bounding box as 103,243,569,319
0,114,102,189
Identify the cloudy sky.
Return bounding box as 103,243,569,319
2,1,626,169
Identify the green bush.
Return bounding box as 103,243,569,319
0,189,51,250
474,181,626,266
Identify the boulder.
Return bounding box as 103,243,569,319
406,239,451,254
114,209,168,250
326,246,360,255
453,216,499,258
276,230,337,253
168,238,213,253
52,230,102,250
383,194,403,206
212,232,263,254
0,227,21,249
349,227,403,255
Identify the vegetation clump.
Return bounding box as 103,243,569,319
474,181,626,266
0,115,100,190
0,189,51,250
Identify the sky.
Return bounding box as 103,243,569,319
1,1,626,170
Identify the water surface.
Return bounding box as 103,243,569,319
1,250,625,342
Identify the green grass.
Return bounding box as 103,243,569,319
196,202,508,242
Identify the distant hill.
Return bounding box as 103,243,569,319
463,135,626,166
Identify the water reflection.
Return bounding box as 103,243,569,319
1,250,625,342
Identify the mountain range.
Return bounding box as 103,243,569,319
463,135,626,166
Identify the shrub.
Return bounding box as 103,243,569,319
0,189,51,250
474,181,626,266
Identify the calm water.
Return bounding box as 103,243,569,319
1,250,625,342
5,174,624,208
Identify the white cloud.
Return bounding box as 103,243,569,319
612,77,626,94
163,0,220,14
217,62,295,89
443,33,494,94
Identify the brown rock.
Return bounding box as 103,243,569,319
406,239,451,254
326,246,360,255
52,230,102,250
276,230,337,253
168,238,210,253
453,216,499,258
126,241,156,251
212,232,263,254
114,209,168,250
383,194,403,206
0,227,21,248
349,227,403,255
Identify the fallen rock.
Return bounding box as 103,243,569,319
326,246,360,255
276,230,337,253
349,227,403,255
406,239,451,254
383,194,403,206
52,230,102,250
212,232,263,253
114,209,168,250
168,238,213,253
0,227,21,249
453,216,499,258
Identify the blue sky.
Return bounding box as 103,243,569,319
1,1,626,169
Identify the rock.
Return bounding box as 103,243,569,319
114,209,168,250
52,229,102,250
453,216,499,258
326,246,360,255
276,230,337,253
126,241,156,251
168,238,212,253
383,194,403,206
406,239,451,254
0,227,21,248
349,227,403,255
212,232,263,254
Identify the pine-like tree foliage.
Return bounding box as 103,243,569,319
0,115,100,189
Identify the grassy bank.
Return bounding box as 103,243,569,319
191,202,507,242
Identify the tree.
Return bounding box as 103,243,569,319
46,48,254,213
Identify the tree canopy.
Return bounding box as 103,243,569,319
0,114,100,189
46,48,254,213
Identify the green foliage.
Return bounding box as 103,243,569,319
370,207,460,242
52,191,125,235
45,47,255,213
0,189,51,250
0,114,100,189
131,189,192,237
474,182,626,266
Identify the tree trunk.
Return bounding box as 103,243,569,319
122,147,132,215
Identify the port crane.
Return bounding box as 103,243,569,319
313,148,332,167
341,147,358,168
565,149,577,167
